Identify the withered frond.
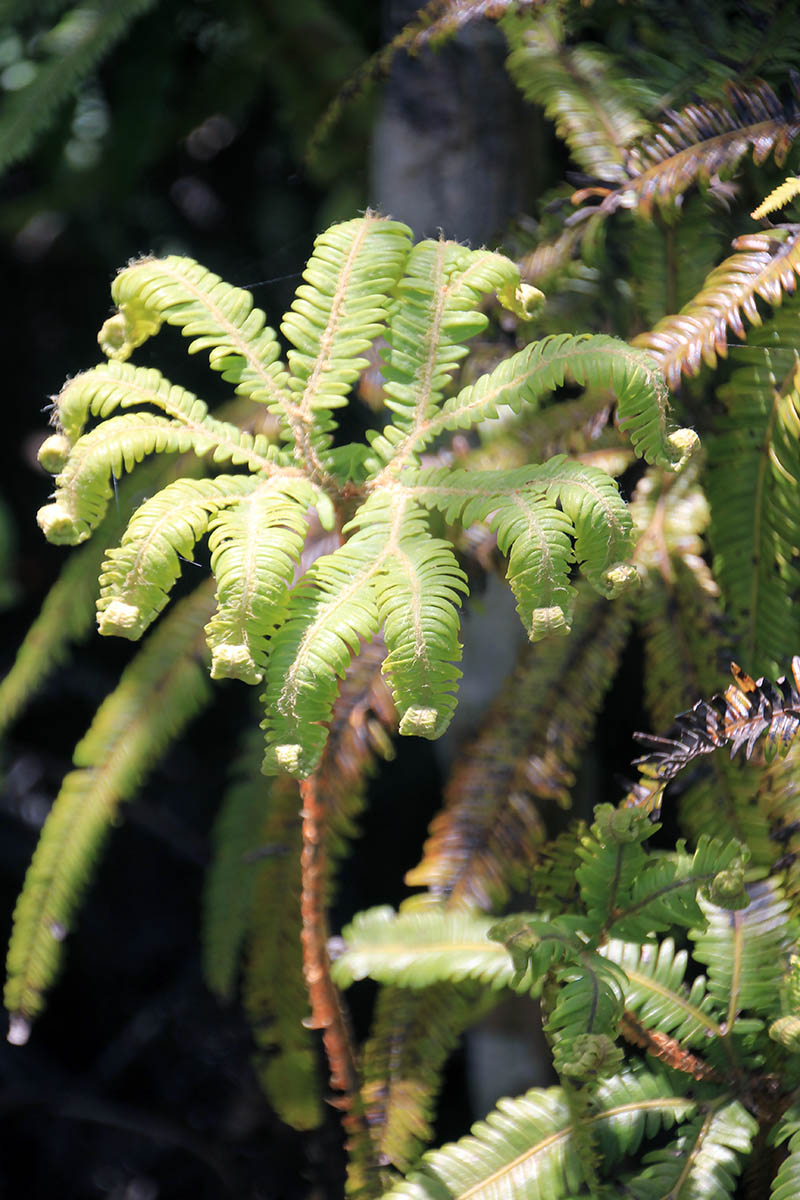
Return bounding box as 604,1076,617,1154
633,228,800,387
626,657,800,815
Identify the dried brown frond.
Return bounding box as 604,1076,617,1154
570,80,800,224
632,228,800,387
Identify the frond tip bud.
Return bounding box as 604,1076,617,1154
97,599,145,639
36,503,87,545
666,427,700,469
37,434,71,474
210,644,263,685
398,705,445,738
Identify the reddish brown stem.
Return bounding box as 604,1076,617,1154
298,775,371,1150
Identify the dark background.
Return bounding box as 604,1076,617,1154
0,4,640,1196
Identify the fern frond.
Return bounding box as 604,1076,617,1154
580,79,799,220
53,361,281,471
505,9,650,184
691,878,792,1032
752,177,800,220
37,412,199,545
603,939,722,1047
769,1107,800,1200
0,0,156,174
95,474,257,641
706,310,800,676
98,254,295,427
242,772,323,1131
280,214,412,464
365,241,520,472
633,229,800,388
383,1070,694,1200
625,1101,757,1199
407,589,630,910
407,334,696,471
331,907,517,993
0,459,171,736
373,514,467,739
406,456,636,637
5,582,215,1039
204,480,316,684
202,722,270,1004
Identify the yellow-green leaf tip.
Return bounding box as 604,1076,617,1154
37,434,71,474
98,599,145,639
210,644,263,685
36,503,87,545
603,563,639,597
398,706,443,738
497,280,545,320
667,427,700,469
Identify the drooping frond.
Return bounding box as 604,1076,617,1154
406,588,630,910
0,458,172,736
405,457,637,638
0,0,157,174
331,907,518,993
388,333,696,471
5,582,215,1041
504,9,651,184
752,176,800,220
241,772,324,1131
690,878,792,1050
383,1070,694,1200
202,723,270,1005
574,79,800,221
633,229,800,388
52,361,281,471
96,475,258,641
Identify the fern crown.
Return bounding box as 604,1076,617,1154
37,214,693,776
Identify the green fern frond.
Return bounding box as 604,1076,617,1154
706,309,800,676
0,458,172,736
242,771,323,1131
624,1100,757,1199
504,9,651,184
752,176,800,220
383,1070,694,1200
95,475,258,641
52,361,281,471
627,196,724,330
407,333,696,470
0,0,157,175
205,481,316,684
364,240,520,473
691,878,792,1034
407,589,630,910
769,1107,800,1200
405,457,637,638
280,214,412,463
202,723,270,1003
331,907,518,993
604,938,722,1047
633,229,800,388
5,582,215,1040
